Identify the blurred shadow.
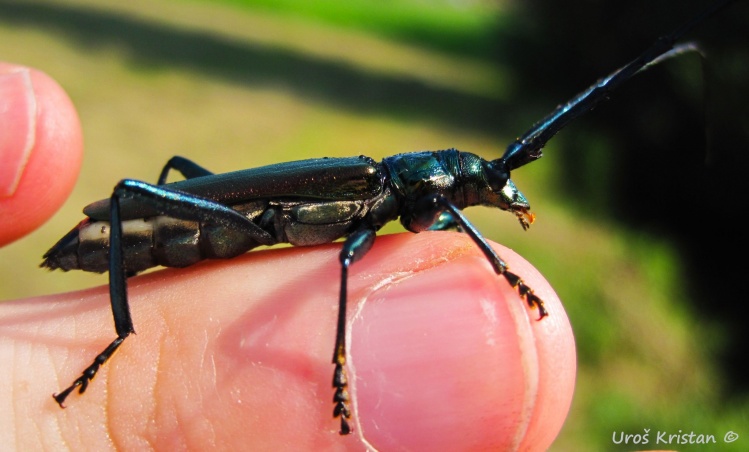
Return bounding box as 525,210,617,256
0,0,507,136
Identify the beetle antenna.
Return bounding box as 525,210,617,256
499,0,735,171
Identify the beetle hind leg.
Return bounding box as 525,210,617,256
53,336,127,407
53,178,277,408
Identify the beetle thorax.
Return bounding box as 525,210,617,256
384,149,484,209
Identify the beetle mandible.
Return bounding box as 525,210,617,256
41,0,735,435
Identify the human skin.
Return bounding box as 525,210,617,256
0,62,576,451
0,62,82,245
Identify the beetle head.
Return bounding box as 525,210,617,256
482,159,535,230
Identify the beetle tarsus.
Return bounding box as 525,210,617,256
54,336,126,407
333,361,352,434
52,387,75,408
340,417,352,436
504,270,548,319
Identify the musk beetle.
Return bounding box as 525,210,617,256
41,0,735,435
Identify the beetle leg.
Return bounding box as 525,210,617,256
333,226,376,435
157,155,214,185
53,187,134,407
109,179,275,245
417,195,548,320
54,178,276,407
427,211,463,232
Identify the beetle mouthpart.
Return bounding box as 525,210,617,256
515,209,535,231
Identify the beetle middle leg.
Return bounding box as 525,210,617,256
332,226,376,435
414,195,547,319
157,155,214,185
53,179,275,407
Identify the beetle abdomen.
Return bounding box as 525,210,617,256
42,215,267,274
42,193,398,274
41,201,271,274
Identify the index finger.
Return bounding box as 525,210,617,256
0,63,82,246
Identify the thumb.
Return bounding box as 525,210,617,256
348,233,575,450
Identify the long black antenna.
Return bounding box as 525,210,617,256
500,0,736,171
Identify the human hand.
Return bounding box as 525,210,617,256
0,62,576,450
0,62,82,246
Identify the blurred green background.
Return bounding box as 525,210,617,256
1,0,747,449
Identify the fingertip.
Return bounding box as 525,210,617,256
0,63,82,246
497,245,577,450
348,237,575,450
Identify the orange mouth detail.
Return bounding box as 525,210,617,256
516,209,535,231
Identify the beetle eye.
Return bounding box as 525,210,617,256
483,160,509,192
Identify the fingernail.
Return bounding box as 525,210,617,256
349,257,537,450
0,67,37,197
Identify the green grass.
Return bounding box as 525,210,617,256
217,0,503,58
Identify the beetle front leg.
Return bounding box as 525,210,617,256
413,195,548,320
427,211,462,232
332,227,376,435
